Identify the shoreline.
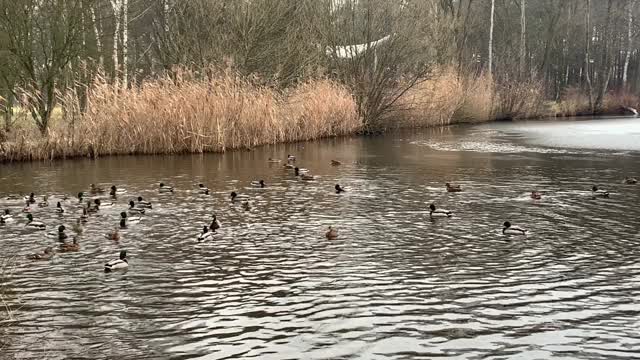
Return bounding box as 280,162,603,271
2,111,636,164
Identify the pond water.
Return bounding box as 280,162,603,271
1,116,640,359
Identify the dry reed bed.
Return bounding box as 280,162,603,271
0,74,360,161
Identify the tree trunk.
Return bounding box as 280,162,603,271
488,0,495,76
519,0,526,79
595,0,614,111
623,0,636,88
91,7,104,68
122,0,128,88
110,0,121,83
584,0,594,111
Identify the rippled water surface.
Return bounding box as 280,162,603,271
1,117,640,359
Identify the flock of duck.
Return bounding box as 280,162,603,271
1,152,637,271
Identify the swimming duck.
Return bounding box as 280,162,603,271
325,226,338,239
90,184,105,194
109,185,127,198
86,200,99,213
104,250,128,272
27,247,54,261
331,160,342,166
25,193,36,204
429,204,452,218
22,200,32,213
623,177,638,184
592,186,610,198
210,215,221,231
268,158,281,163
287,154,296,162
25,214,46,230
55,225,68,241
335,184,345,194
230,192,249,202
197,226,214,241
120,212,141,228
128,201,146,214
159,183,174,193
55,201,65,214
1,209,13,222
530,191,542,200
503,221,527,235
37,196,49,207
59,237,80,252
445,183,462,192
96,198,115,209
105,229,121,241
250,180,266,188
198,184,210,195
77,192,84,203
136,196,152,209
242,201,251,211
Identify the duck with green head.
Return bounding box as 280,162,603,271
25,214,46,230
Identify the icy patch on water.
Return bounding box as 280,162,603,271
411,140,590,155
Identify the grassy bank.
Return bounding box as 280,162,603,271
0,72,360,161
1,68,638,162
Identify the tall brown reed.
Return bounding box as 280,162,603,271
0,71,360,161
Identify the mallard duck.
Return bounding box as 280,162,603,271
250,180,265,188
136,196,152,209
56,225,68,241
197,226,214,241
287,154,296,162
242,201,251,211
429,204,452,218
86,200,99,213
623,177,638,185
325,226,338,239
197,183,210,195
25,214,46,230
159,182,174,193
530,191,542,200
109,185,127,198
330,160,342,166
268,158,281,163
445,183,462,192
55,201,65,214
120,212,141,228
105,229,121,241
25,193,36,204
503,221,527,235
335,184,345,194
128,201,146,214
90,184,105,194
77,192,84,203
592,186,610,198
59,237,80,252
104,250,128,272
1,209,13,222
230,191,249,202
96,199,115,209
27,247,54,260
72,218,83,234
37,196,49,207
210,215,221,231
